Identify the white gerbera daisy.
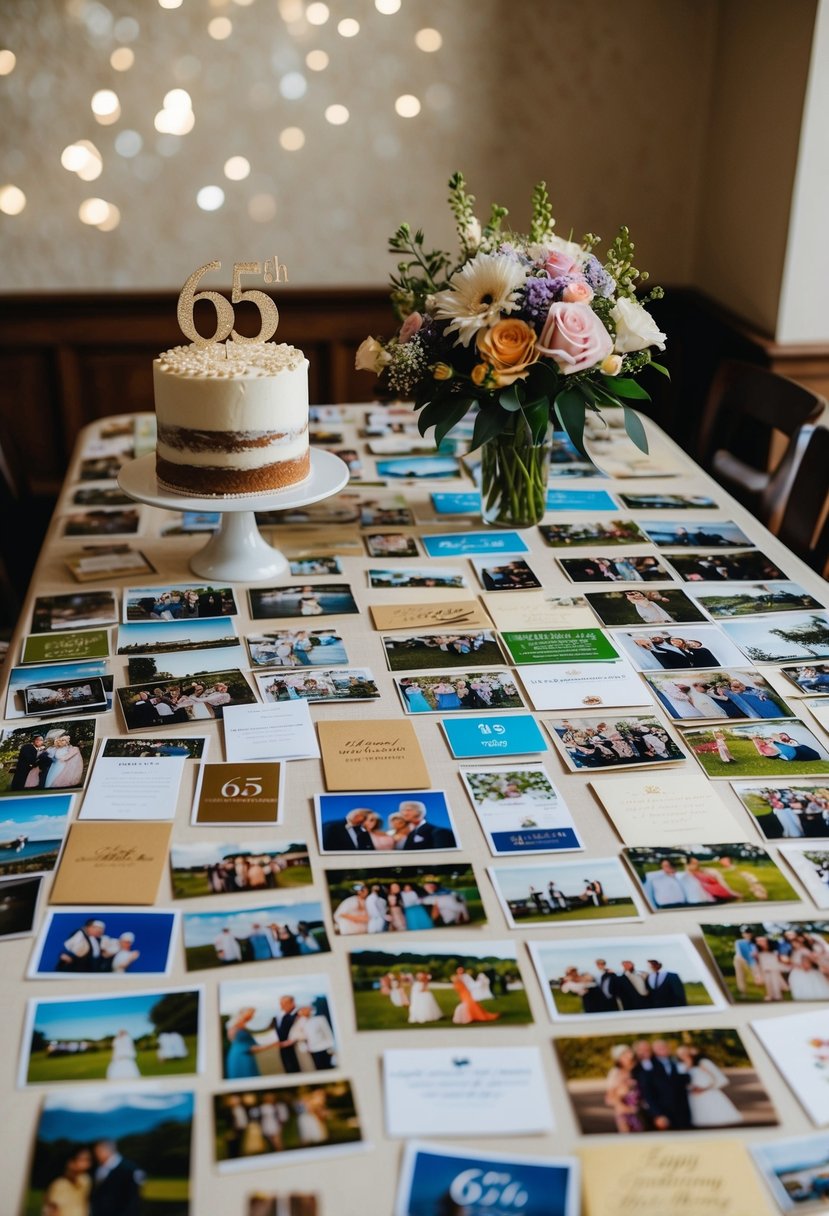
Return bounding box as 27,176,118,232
431,251,527,347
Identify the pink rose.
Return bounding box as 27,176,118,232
537,302,613,374
544,250,579,278
398,311,423,343
561,280,594,304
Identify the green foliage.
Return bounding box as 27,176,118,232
387,222,452,319
529,181,554,243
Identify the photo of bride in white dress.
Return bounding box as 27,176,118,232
675,1046,743,1126
107,1028,141,1079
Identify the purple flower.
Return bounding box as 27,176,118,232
584,255,616,298
519,274,562,323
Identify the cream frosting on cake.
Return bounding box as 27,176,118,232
153,341,310,495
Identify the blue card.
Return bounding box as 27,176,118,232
441,714,547,758
396,1141,578,1216
431,491,480,515
422,531,529,557
545,488,617,511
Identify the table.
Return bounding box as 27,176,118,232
1,406,827,1216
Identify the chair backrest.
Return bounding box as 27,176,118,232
775,425,829,572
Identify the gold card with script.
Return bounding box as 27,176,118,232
369,600,491,632
49,822,172,905
318,719,430,790
590,771,746,846
192,761,284,825
581,1140,773,1216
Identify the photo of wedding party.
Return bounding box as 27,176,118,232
681,719,829,778
690,582,825,619
538,520,647,547
170,841,312,899
246,629,348,669
554,1027,777,1135
546,714,685,772
117,669,256,729
0,794,72,876
124,584,238,622
395,672,522,714
315,791,459,855
733,782,829,840
29,909,177,978
255,668,380,705
20,988,201,1085
22,1090,194,1216
182,902,329,971
645,668,794,721
701,921,829,1003
326,863,483,936
585,588,707,627
781,663,829,695
529,934,722,1020
220,975,339,1079
610,625,745,672
0,719,96,797
666,550,787,582
248,584,359,620
348,942,533,1030
624,843,798,911
490,857,641,926
213,1080,364,1170
558,555,672,584
381,630,504,672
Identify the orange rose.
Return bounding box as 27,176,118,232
476,319,539,386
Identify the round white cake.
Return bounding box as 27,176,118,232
153,341,310,495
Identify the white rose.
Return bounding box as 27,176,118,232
355,336,392,373
611,297,667,352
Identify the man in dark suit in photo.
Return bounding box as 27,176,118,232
273,995,301,1073
646,959,688,1007
615,960,650,1009
590,959,620,1012
90,1139,144,1216
634,1039,692,1130
398,800,455,849
11,734,47,790
321,808,374,851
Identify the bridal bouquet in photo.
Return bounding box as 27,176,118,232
356,173,668,527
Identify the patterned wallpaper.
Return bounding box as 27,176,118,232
0,0,719,291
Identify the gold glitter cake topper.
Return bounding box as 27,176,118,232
176,258,289,349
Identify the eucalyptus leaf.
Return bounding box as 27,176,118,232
523,399,551,445
499,384,524,412
622,404,650,454
434,397,475,447
605,376,651,401
469,404,508,452
554,388,589,458
650,361,671,378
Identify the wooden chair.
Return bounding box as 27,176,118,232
775,425,829,574
696,360,826,523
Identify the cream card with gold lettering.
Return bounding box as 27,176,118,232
590,771,745,845
481,593,594,632
222,701,319,763
580,1141,773,1216
318,719,429,790
369,601,491,632
48,822,172,905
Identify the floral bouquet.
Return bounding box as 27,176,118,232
356,173,668,527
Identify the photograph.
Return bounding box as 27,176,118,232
20,988,202,1086
315,791,459,854
124,584,238,622
700,921,829,1003
170,840,312,899
246,628,348,669
31,591,118,634
0,794,72,876
220,974,340,1079
732,782,829,840
100,736,207,759
778,846,829,909
644,668,794,722
255,668,380,705
22,675,108,718
29,909,178,978
375,455,461,480
21,1090,193,1216
529,934,723,1021
554,1026,776,1135
0,874,43,940
117,669,257,729
666,550,787,582
610,625,745,672
460,764,581,854
326,863,483,936
61,508,141,537
719,612,829,663
619,492,718,510
348,941,533,1030
689,581,825,619
359,494,416,527
681,719,829,778
363,533,420,558
545,714,685,772
539,520,648,547
558,555,672,583
79,453,129,481
585,587,707,627
64,546,156,584
182,902,330,970
248,585,359,620
288,556,342,576
213,1079,364,1170
624,842,799,910
367,567,467,590
639,520,753,548
751,1132,829,1213
395,671,523,714
72,484,133,507
381,630,504,672
473,559,542,591
781,663,829,695
6,660,111,720
0,719,96,797
489,856,641,926
116,617,238,655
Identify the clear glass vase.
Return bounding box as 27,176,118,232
480,416,551,528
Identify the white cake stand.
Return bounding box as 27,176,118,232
118,449,350,582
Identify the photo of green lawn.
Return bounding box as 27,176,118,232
624,843,799,910
681,720,829,779
701,920,829,1003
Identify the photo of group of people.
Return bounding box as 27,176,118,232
734,782,829,839
20,675,108,718
381,630,504,672
559,555,671,584
255,668,380,704
490,857,641,926
546,714,685,772
213,1080,363,1169
182,903,329,970
701,921,829,1003
124,584,238,621
611,625,745,672
530,935,722,1020
0,719,95,796
624,843,797,910
364,533,419,558
538,520,647,547
554,1028,776,1135
246,629,348,668
220,976,339,1079
315,791,458,854
170,841,312,899
667,550,786,582
681,719,829,778
118,669,256,729
782,662,829,694
29,909,177,978
395,672,522,714
644,666,793,722
585,588,706,627
327,864,482,936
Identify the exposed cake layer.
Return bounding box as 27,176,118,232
157,450,311,495
157,423,308,469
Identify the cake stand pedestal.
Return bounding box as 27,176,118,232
118,450,350,582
